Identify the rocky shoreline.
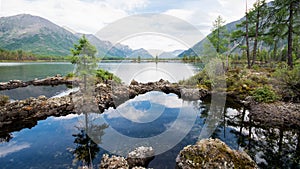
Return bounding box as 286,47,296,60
0,74,78,90
0,78,209,137
1,76,299,136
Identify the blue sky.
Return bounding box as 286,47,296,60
0,0,264,52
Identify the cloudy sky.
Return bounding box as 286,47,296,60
0,0,263,52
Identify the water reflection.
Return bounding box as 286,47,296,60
0,85,69,100
0,90,299,168
198,98,300,168
73,108,108,168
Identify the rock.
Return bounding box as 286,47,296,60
242,84,248,89
130,79,139,86
126,146,155,168
9,80,22,84
176,138,258,169
250,101,300,129
37,95,47,101
99,154,129,169
242,96,255,107
0,79,210,136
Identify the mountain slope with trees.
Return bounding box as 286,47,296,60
0,14,152,59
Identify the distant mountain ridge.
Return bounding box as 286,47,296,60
178,18,244,57
178,2,279,58
0,14,152,58
159,49,184,58
0,14,77,56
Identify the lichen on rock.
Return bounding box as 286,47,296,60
99,154,129,169
176,138,258,169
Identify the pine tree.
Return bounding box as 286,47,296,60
208,16,229,54
71,35,97,91
270,0,300,68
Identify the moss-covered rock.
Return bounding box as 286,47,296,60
0,95,9,106
176,138,258,169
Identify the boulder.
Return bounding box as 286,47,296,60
130,79,139,86
99,154,129,169
126,146,155,168
176,138,258,169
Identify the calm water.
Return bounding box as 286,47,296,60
0,62,299,168
0,62,197,100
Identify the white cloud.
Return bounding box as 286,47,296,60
0,142,30,157
0,0,148,34
51,113,80,120
105,92,183,123
121,34,188,52
0,0,271,50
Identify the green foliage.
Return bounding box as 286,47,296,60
0,48,68,61
273,64,300,102
70,35,98,90
96,69,121,83
0,95,9,106
137,55,141,63
72,129,99,166
251,86,279,103
66,72,75,78
208,16,229,54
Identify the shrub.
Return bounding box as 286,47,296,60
0,95,9,106
251,86,279,103
272,64,300,102
66,72,75,78
96,69,121,83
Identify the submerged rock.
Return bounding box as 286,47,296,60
176,138,258,169
126,146,155,168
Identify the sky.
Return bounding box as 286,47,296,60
0,0,264,52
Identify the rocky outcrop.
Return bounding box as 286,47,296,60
0,95,75,136
176,138,258,169
126,146,154,168
0,75,78,90
99,146,154,169
99,154,129,169
250,101,300,129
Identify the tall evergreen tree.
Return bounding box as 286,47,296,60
208,16,229,54
248,0,268,66
271,0,300,68
71,35,97,91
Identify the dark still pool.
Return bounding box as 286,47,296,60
0,91,299,168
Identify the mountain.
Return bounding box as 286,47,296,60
0,14,153,58
128,48,153,58
0,14,78,56
178,2,279,58
178,18,243,57
75,33,129,57
159,49,184,58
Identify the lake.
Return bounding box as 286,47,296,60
0,62,299,168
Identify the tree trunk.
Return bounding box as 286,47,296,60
217,28,220,53
251,1,260,66
273,40,278,61
287,1,294,68
246,13,251,68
